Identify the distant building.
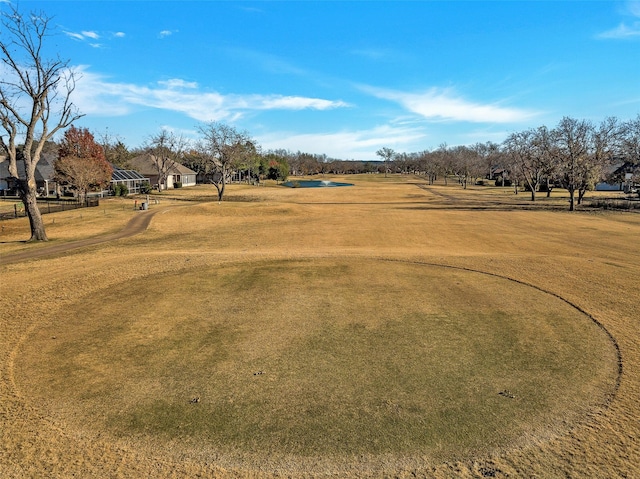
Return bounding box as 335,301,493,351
0,153,59,196
128,153,197,190
596,161,635,192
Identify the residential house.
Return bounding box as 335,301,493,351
128,153,197,190
595,161,636,192
0,153,59,196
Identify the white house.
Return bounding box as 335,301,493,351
128,154,197,190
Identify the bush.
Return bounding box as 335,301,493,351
590,198,640,210
112,184,129,196
139,182,152,194
174,182,183,188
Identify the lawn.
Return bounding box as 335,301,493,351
1,176,637,478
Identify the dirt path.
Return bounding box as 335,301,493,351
1,208,164,266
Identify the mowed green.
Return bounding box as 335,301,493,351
17,256,616,462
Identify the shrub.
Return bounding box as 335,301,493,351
590,199,640,210
139,182,152,194
112,184,129,196
174,182,183,188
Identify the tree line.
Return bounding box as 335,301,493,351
375,115,640,211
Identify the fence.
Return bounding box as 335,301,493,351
0,197,99,221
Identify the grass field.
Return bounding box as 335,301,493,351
1,176,638,478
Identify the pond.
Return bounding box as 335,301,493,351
282,180,354,188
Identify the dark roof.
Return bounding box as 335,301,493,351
0,153,56,181
35,153,56,182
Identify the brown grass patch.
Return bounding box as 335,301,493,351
1,176,639,478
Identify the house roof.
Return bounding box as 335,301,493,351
129,153,196,176
172,162,198,175
0,153,57,181
36,153,56,182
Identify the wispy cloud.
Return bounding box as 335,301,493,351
159,30,176,38
258,124,427,161
597,22,640,39
64,31,85,41
225,47,309,76
64,29,124,47
360,85,538,123
257,96,349,110
72,67,349,122
350,48,394,61
158,78,199,89
597,1,640,39
627,0,640,16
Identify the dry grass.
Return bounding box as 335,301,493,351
1,176,639,478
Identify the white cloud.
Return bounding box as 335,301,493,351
626,0,640,17
64,31,85,41
361,85,537,123
64,29,120,45
113,32,126,38
256,96,349,110
597,22,640,39
159,30,175,38
158,78,199,89
598,2,640,39
258,124,427,161
72,67,349,122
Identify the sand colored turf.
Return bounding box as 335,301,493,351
1,176,639,478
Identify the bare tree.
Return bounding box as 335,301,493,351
575,116,621,205
448,145,479,189
621,115,640,166
417,150,441,184
533,126,558,197
0,6,83,241
146,128,188,190
376,147,396,178
620,115,640,194
473,141,502,182
504,128,553,201
552,117,591,211
198,121,256,201
550,117,619,210
99,129,132,168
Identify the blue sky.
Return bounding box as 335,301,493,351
5,1,640,160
